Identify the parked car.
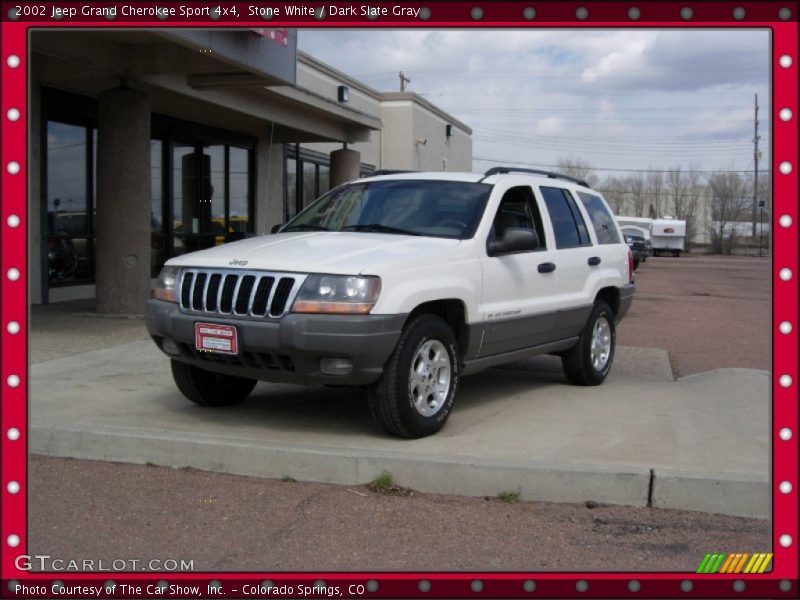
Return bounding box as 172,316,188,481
620,225,651,262
146,168,635,438
624,232,647,269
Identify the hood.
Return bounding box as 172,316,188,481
165,232,464,275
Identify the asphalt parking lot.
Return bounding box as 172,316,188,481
28,254,772,572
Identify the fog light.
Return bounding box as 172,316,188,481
320,357,353,375
161,338,180,356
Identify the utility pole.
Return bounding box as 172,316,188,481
751,93,760,240
399,71,411,92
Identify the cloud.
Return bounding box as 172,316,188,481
298,29,770,174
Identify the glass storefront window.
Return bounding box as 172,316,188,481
42,89,255,295
150,140,164,276
46,121,89,284
303,162,317,209
172,143,252,257
206,144,226,243
172,143,195,256
284,149,373,220
318,164,330,198
229,146,250,233
285,159,297,221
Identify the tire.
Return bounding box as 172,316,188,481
368,314,459,438
170,359,257,406
561,301,616,386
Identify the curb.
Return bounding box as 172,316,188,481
31,423,767,517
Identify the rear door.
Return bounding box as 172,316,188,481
576,190,626,268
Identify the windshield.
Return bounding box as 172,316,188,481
282,179,492,239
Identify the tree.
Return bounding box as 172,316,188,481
628,174,646,217
708,171,748,254
645,171,664,218
667,165,702,251
600,175,627,215
556,156,599,188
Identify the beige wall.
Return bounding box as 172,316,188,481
297,53,472,175
381,100,472,172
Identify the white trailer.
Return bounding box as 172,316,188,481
615,216,653,235
652,217,686,256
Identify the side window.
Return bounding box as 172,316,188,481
540,186,591,249
577,191,621,245
490,186,546,250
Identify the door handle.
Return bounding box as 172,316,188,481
538,262,556,273
588,256,601,266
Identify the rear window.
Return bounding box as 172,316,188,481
577,192,621,245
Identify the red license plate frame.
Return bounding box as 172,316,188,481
194,322,239,355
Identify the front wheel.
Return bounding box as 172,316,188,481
171,359,257,406
561,301,616,386
368,315,459,438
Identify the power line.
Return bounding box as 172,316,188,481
473,155,760,174
472,127,769,146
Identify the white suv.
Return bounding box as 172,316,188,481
146,168,635,438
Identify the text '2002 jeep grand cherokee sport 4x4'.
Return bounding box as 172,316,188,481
146,167,635,438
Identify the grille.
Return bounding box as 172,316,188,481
179,269,306,318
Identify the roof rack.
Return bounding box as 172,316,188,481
363,169,417,177
481,167,589,188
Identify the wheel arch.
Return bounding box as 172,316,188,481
595,286,621,317
406,299,470,360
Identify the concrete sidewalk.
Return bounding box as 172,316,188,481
30,338,770,519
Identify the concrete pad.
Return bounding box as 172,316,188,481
30,341,770,517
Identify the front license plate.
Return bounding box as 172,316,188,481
195,323,239,355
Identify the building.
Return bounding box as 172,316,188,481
30,29,472,311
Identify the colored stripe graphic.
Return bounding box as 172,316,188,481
757,553,773,573
733,553,750,573
719,553,736,573
744,554,760,573
711,553,726,573
696,553,712,573
702,553,774,574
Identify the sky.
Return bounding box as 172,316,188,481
298,29,771,179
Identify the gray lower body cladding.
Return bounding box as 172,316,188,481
617,283,635,323
145,299,406,385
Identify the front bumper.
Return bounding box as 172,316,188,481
145,299,406,385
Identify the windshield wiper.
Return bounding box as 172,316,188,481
281,224,329,232
341,224,422,236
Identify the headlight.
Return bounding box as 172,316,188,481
292,275,381,314
152,266,180,303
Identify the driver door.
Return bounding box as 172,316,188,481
479,185,560,357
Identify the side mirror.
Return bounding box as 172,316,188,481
270,223,283,234
487,227,539,256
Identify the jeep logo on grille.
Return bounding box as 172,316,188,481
229,259,248,267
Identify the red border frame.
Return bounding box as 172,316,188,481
1,2,797,598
